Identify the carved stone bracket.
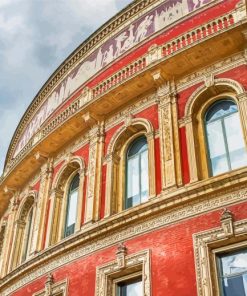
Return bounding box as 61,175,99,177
35,151,49,162
151,68,166,89
4,186,17,195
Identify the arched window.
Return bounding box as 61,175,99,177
205,100,247,176
126,136,148,209
21,206,33,262
64,173,80,237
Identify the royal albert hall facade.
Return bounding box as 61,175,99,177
1,0,247,295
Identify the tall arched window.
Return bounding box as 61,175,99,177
126,136,148,209
205,100,247,176
21,206,33,262
64,173,80,237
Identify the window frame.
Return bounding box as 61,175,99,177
114,271,143,296
104,119,156,217
197,94,247,180
125,136,149,210
21,206,34,262
33,278,68,296
64,172,80,238
95,249,151,296
193,214,247,296
203,99,244,177
212,241,247,296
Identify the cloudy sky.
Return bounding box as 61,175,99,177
0,0,133,173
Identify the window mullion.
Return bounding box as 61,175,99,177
139,153,142,205
222,117,232,171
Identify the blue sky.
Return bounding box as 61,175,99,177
0,0,133,173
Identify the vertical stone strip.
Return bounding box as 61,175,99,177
46,188,63,247
237,92,247,144
105,153,120,217
157,82,181,190
1,195,19,276
85,122,105,223
184,116,199,183
32,160,53,252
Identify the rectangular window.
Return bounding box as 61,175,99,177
217,248,247,296
116,277,142,296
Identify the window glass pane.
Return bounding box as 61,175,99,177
141,150,148,202
206,120,229,175
206,100,237,122
126,136,148,209
70,174,80,191
218,250,247,296
126,281,142,296
224,113,247,170
127,156,140,199
22,207,33,262
118,278,142,296
128,137,147,157
67,190,78,227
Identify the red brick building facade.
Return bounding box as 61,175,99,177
1,0,247,295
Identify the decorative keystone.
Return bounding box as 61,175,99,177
116,242,127,268
220,208,234,237
204,73,215,88
45,273,54,296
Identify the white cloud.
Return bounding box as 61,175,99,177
0,0,133,173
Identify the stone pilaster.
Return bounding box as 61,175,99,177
237,92,247,145
184,115,199,183
156,79,182,190
104,153,120,217
85,122,105,224
31,160,53,253
1,195,19,275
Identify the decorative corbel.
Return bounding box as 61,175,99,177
151,69,166,89
116,242,127,269
220,208,234,237
4,186,17,195
35,151,49,163
82,111,98,126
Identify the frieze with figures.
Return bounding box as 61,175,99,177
14,0,216,158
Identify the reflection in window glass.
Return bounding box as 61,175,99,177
205,100,247,176
64,173,80,237
117,278,142,296
218,249,247,296
126,137,148,209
